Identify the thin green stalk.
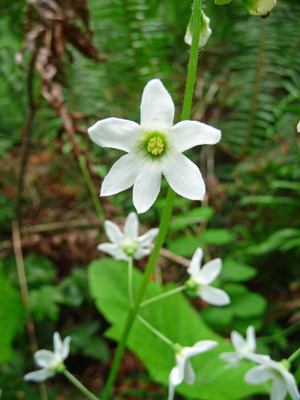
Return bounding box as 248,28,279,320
63,370,99,400
128,256,133,305
101,0,203,397
137,314,174,347
288,347,300,364
78,155,105,222
140,285,186,307
181,1,202,121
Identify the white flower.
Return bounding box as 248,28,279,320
88,79,221,214
297,121,300,133
24,332,71,382
168,340,218,400
219,325,256,367
186,248,230,306
184,12,212,47
98,212,158,261
245,0,276,16
244,353,300,400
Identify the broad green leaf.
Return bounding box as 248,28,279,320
0,263,24,362
88,259,266,399
222,259,257,282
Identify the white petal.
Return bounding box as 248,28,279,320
199,285,230,306
137,228,159,247
187,248,203,276
246,325,256,353
282,370,300,400
162,153,205,200
101,154,142,197
104,220,124,244
270,377,287,400
61,336,71,360
184,359,195,385
133,161,162,214
134,248,151,260
53,332,63,357
124,212,139,239
231,331,246,352
199,258,222,284
169,356,185,386
297,121,300,133
34,350,56,368
140,79,174,129
219,352,240,366
97,243,128,261
24,368,55,382
88,118,141,152
184,340,218,358
171,121,221,152
244,365,273,385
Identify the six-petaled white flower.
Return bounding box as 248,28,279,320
186,248,230,306
244,0,276,16
88,79,221,214
185,11,212,47
219,325,256,367
244,353,300,400
168,340,218,400
24,332,71,382
98,212,158,261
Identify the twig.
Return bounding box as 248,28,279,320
15,50,37,224
12,221,48,400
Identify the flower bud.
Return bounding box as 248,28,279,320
243,0,276,16
185,11,212,47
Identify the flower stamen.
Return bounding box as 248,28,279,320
147,136,164,155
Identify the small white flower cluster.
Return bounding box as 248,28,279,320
98,212,158,261
24,332,70,382
220,326,300,400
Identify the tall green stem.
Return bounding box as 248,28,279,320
101,1,202,398
128,256,133,305
63,370,99,400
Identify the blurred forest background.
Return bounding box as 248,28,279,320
0,0,300,399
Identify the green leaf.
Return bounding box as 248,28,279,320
0,263,24,362
201,229,235,245
202,306,233,332
222,259,257,282
169,207,214,232
88,259,266,399
167,236,200,257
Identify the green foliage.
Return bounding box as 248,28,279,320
0,262,24,362
222,259,257,282
88,258,267,399
65,321,109,361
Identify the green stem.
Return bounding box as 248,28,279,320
63,370,99,400
140,285,186,307
101,0,202,397
288,347,300,363
128,256,133,305
181,0,202,121
137,314,174,347
78,155,105,222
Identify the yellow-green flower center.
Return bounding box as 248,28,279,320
147,137,164,156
